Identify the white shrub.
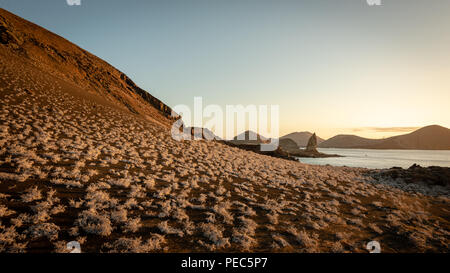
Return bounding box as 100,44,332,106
124,217,141,233
272,234,290,248
104,234,166,253
110,207,128,223
109,178,131,188
21,187,42,203
294,230,319,251
26,223,60,241
143,178,155,189
0,205,15,217
157,221,183,237
50,178,83,188
75,210,113,236
199,223,230,248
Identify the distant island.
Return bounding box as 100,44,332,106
181,125,450,154
280,125,450,150
207,125,450,159
228,131,340,159
317,125,450,150
280,131,325,147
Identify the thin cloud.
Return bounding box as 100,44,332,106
352,127,420,133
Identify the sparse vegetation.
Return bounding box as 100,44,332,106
0,9,448,253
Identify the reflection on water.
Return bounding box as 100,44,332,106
296,148,450,169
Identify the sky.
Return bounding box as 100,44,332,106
1,0,449,139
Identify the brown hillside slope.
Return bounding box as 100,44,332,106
0,8,176,127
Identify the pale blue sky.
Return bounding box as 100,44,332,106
1,0,449,138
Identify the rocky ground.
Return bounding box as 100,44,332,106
374,164,450,188
1,47,449,253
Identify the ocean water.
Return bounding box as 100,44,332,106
296,148,450,169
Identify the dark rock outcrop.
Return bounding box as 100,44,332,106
281,133,341,158
278,138,300,153
305,133,318,152
231,130,269,144
375,164,450,187
281,131,325,147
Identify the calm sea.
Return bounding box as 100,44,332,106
296,148,450,169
